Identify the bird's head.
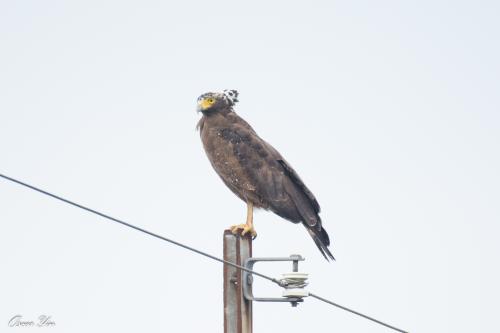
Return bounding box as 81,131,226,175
197,89,239,114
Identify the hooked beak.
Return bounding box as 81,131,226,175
197,98,212,112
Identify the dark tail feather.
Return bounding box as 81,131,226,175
306,225,335,261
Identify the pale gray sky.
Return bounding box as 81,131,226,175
1,1,499,332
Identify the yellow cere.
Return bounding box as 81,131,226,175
199,97,215,110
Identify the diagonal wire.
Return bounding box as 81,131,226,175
0,173,281,286
0,173,407,333
308,293,408,333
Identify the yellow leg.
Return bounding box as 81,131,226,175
230,202,257,239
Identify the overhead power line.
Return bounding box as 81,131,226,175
308,293,407,332
0,173,407,333
0,173,280,286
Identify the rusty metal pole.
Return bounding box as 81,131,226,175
223,230,253,333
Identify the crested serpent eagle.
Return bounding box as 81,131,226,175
196,90,334,261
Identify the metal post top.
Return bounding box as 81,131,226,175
223,229,254,238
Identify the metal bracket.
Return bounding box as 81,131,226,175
243,254,306,307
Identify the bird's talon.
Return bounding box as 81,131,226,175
229,224,257,239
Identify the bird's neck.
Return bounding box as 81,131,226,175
198,107,234,132
201,106,232,117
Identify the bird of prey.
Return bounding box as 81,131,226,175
196,90,334,261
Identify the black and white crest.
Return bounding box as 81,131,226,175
223,89,239,106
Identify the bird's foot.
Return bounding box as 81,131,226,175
229,224,257,239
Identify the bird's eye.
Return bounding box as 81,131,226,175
207,98,215,104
